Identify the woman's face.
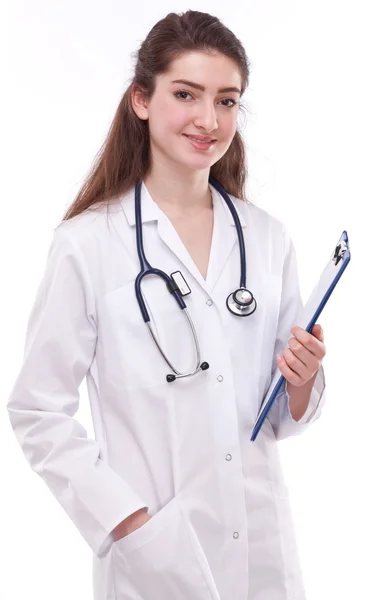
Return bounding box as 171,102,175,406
133,51,243,175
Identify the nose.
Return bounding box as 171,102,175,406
193,99,219,134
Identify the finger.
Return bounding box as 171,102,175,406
283,347,310,381
291,326,325,357
287,337,321,371
277,352,303,386
288,337,308,366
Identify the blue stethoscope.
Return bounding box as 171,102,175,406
134,176,257,382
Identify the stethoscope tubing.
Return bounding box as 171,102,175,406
134,177,248,322
146,308,202,377
134,180,187,322
133,177,255,381
207,176,247,289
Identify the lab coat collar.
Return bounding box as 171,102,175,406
120,183,159,226
120,181,248,229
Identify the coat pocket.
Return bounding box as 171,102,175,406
111,496,219,600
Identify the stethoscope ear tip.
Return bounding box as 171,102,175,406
166,361,209,383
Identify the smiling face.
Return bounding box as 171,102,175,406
131,51,243,176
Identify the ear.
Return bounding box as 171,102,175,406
131,85,149,121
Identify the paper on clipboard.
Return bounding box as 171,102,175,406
251,230,351,442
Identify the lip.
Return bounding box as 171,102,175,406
184,135,217,151
183,134,217,142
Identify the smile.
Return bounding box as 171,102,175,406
183,135,217,150
183,135,216,143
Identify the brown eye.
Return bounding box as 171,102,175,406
174,91,237,108
219,98,237,108
174,91,193,101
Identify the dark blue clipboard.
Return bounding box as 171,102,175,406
251,230,351,442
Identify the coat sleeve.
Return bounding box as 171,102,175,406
6,225,148,558
267,225,327,440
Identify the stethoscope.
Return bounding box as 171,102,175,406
134,176,257,383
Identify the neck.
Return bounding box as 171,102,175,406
143,165,213,216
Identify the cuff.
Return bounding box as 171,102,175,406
286,363,326,424
271,364,327,440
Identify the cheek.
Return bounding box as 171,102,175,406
150,117,186,146
221,113,238,138
219,118,238,152
151,98,190,134
167,106,192,132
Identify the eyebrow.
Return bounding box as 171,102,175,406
171,79,241,95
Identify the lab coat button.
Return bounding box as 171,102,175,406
217,375,223,382
206,299,213,306
233,532,239,539
225,454,232,461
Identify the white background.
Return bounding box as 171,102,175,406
1,1,363,599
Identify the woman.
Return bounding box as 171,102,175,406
7,10,327,600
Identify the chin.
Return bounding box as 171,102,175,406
174,153,220,172
181,161,216,174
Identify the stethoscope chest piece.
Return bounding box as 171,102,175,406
226,288,257,316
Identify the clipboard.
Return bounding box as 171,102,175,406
251,230,351,442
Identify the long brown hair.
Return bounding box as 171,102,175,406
62,10,250,221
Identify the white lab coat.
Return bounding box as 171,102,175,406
7,182,326,600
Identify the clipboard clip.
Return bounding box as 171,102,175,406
332,240,347,266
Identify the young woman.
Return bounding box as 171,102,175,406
7,10,327,600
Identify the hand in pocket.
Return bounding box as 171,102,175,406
112,508,151,541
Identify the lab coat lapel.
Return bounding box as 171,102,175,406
118,182,247,295
144,184,213,293
156,184,248,294
156,212,211,292
155,184,244,294
118,184,209,291
204,185,247,293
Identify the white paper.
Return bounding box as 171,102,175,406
256,238,349,424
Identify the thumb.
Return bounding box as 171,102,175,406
312,323,324,341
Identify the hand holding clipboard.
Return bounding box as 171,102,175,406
251,231,351,441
